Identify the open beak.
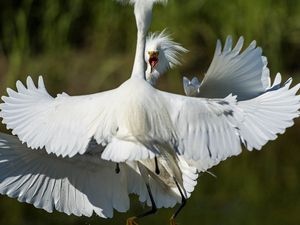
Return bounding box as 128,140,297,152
148,51,159,73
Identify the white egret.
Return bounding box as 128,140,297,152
145,34,300,155
0,1,299,225
146,35,271,100
144,31,300,154
145,30,187,85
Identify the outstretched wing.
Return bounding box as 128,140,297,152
0,132,198,213
0,76,117,157
160,76,300,171
238,75,300,150
0,132,130,218
199,36,270,100
161,92,244,171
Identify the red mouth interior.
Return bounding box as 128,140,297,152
149,56,158,68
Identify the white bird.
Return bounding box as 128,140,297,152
144,33,300,155
145,30,187,85
146,34,270,100
0,1,299,225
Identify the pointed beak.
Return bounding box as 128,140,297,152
148,51,159,73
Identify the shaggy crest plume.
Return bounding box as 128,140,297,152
146,30,188,70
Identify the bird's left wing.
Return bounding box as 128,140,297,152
0,133,195,215
0,76,117,157
160,91,243,171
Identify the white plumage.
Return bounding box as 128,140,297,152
147,35,300,171
0,0,299,223
3,74,298,172
0,132,198,217
201,36,269,99
145,30,187,85
0,132,130,218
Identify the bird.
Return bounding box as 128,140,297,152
145,34,271,100
145,30,187,86
144,33,300,154
0,1,299,225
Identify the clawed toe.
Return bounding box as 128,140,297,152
126,216,138,225
170,217,178,225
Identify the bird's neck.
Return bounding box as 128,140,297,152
131,30,146,79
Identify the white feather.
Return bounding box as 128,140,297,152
145,30,188,85
0,132,130,218
159,75,300,171
0,132,197,214
2,73,299,173
198,36,270,100
238,74,300,150
0,0,300,220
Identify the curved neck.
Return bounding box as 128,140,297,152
131,30,146,79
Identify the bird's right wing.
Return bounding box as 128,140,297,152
0,76,118,158
160,91,244,171
198,36,270,100
237,75,300,150
160,76,300,171
0,132,130,218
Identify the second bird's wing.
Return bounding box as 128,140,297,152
0,132,130,218
199,36,270,100
0,132,197,214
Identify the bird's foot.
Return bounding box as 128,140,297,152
126,216,138,225
170,217,178,225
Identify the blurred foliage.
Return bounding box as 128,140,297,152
0,0,300,225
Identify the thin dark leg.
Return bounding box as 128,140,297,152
115,163,120,174
170,178,187,225
126,183,157,225
137,183,157,218
154,156,160,175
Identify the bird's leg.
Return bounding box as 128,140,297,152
154,156,160,175
170,177,187,225
126,183,157,225
115,163,120,174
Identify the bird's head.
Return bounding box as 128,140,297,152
145,30,188,85
147,51,160,73
118,0,167,34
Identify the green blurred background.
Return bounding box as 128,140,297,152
0,0,300,225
